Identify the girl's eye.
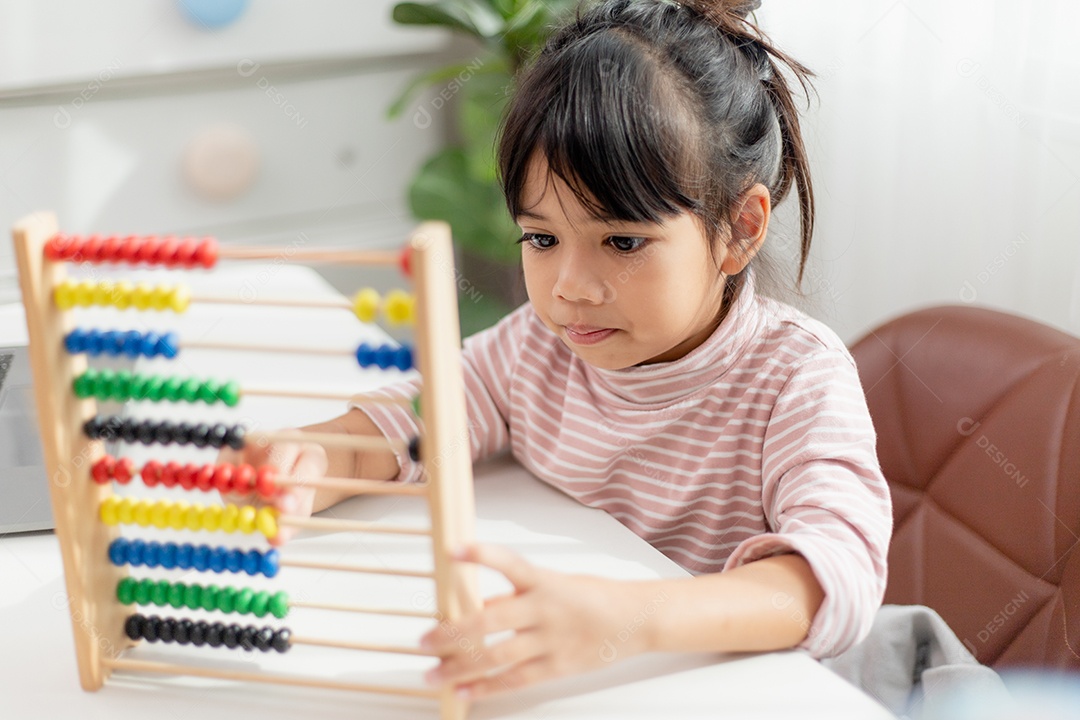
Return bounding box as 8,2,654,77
517,233,557,250
608,236,649,253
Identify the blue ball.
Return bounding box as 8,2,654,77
374,345,393,370
85,329,104,356
127,539,146,567
140,331,160,358
261,549,280,579
175,543,194,569
356,343,375,368
143,541,161,568
159,542,178,570
192,545,210,572
107,538,128,566
122,330,143,358
394,346,413,371
242,549,261,576
64,329,86,354
157,332,180,359
225,549,244,574
209,547,227,573
101,330,123,356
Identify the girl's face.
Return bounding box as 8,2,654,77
517,157,736,370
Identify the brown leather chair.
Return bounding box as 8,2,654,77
850,305,1080,669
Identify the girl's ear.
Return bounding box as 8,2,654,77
721,183,770,275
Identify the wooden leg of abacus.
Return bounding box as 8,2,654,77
12,212,129,690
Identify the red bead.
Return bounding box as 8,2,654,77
232,464,256,495
91,456,115,484
100,235,122,263
178,463,199,490
195,464,216,492
175,238,199,267
155,236,180,267
44,234,71,261
118,235,142,263
161,461,182,489
114,457,135,484
194,237,219,269
212,464,235,493
255,466,278,499
60,235,83,260
80,234,104,263
141,460,163,488
398,246,412,278
136,236,159,264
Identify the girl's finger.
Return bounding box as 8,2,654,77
456,544,540,592
456,655,556,700
428,630,545,687
421,592,538,655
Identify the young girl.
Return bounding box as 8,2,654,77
225,0,891,700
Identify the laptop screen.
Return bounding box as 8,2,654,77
0,345,54,534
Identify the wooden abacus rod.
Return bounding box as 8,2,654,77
248,429,410,452
276,475,427,497
217,246,401,266
183,339,357,357
279,557,435,578
103,658,441,699
292,634,436,657
279,515,431,537
289,599,436,618
190,293,354,310
241,389,414,408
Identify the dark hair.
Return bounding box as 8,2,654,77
497,0,816,293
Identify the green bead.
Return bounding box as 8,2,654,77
410,395,421,418
217,586,237,614
184,583,202,610
168,582,186,609
250,591,270,618
234,588,254,615
198,380,220,404
129,375,150,400
217,381,240,408
72,372,94,398
151,579,170,607
116,577,136,605
93,369,115,399
161,376,183,402
134,578,153,606
178,377,201,403
145,376,165,402
112,370,133,402
201,584,219,612
269,591,289,619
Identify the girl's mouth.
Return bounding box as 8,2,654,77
564,325,617,346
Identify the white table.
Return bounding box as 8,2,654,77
0,264,895,719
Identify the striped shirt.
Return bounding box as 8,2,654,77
356,275,892,658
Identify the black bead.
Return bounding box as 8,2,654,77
190,621,209,646
189,423,211,449
207,424,229,449
155,422,174,446
271,628,291,654
239,626,258,652
174,422,193,445
206,622,224,648
102,416,124,441
254,626,274,652
123,614,144,641
222,624,241,650
224,424,246,450
83,416,104,440
136,419,157,445
174,619,193,645
119,418,139,444
143,615,161,643
408,436,421,462
158,617,176,644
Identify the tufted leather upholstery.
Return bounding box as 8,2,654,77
850,305,1080,669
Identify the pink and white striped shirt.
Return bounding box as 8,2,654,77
357,276,892,658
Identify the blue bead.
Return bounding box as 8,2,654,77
143,541,161,568
85,329,104,356
242,549,261,576
160,542,178,570
141,331,160,358
209,547,227,573
175,543,194,569
225,549,244,574
101,330,122,356
192,545,210,572
157,332,180,359
394,345,413,371
64,329,85,354
355,343,375,368
107,538,128,566
374,345,393,370
122,330,143,358
127,539,146,567
260,549,280,578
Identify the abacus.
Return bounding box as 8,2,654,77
12,212,480,719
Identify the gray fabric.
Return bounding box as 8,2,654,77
822,604,1010,719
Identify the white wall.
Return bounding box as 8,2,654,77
759,0,1080,343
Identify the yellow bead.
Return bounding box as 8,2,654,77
113,281,134,310
238,506,257,534
168,285,191,314
256,507,278,541
221,504,240,534
185,505,202,532
92,280,114,307
383,289,415,325
353,288,381,324
99,496,120,526
73,280,95,308
150,285,171,311
117,497,135,525
202,505,222,532
54,280,76,309
150,500,170,529
133,499,153,527
167,501,187,530
132,283,154,311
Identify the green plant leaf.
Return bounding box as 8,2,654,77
459,68,512,182
392,1,506,40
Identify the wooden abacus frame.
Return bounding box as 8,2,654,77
12,212,480,720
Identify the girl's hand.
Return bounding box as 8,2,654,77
421,544,652,700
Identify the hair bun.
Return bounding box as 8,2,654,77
681,0,761,20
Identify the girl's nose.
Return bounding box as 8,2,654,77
552,259,613,305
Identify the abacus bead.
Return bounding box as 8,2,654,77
374,344,393,370
176,238,198,267
134,579,153,606
54,280,76,309
353,288,380,323
72,372,94,399
160,542,178,570
92,281,115,307
124,615,144,641
232,464,255,494
198,379,220,404
190,423,211,448
118,236,141,263
108,538,128,565
226,549,244,574
175,619,193,645
255,466,277,498
122,330,143,358
271,628,291,653
195,464,215,492
202,505,222,532
84,415,104,439
184,584,202,610
208,547,227,573
234,588,254,615
91,456,114,484
128,539,146,566
143,541,161,568
131,282,154,310
102,415,125,441
398,246,411,277
141,460,162,488
242,551,261,577
223,624,241,650
144,376,166,402
394,345,413,371
64,328,85,354
169,502,188,530
119,418,139,444
161,376,183,402
151,579,170,606
84,330,104,356
155,236,179,266
250,591,270,618
206,623,224,648
355,343,374,367
238,506,257,534
255,626,275,652
201,585,220,612
150,500,169,529
190,621,209,647
177,463,198,490
150,285,171,311
383,289,415,325
408,436,421,463
99,496,120,525
100,236,122,263
217,585,237,613
168,582,186,609
218,381,241,407
261,549,280,578
140,331,160,358
157,332,180,359
116,577,137,605
239,626,258,652
91,368,114,398
256,507,278,541
73,280,95,307
133,499,153,526
269,591,289,619
176,420,196,444
154,421,173,445
185,505,203,531
117,498,135,525
212,464,234,493
162,459,185,488
158,618,176,644
44,235,68,261
176,544,193,569
111,370,133,401
207,423,229,449
129,375,150,401
80,235,103,263
136,236,159,264
143,616,162,643
224,424,245,450
168,286,191,313
192,545,210,572
221,505,240,533
114,457,134,484
195,237,219,268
